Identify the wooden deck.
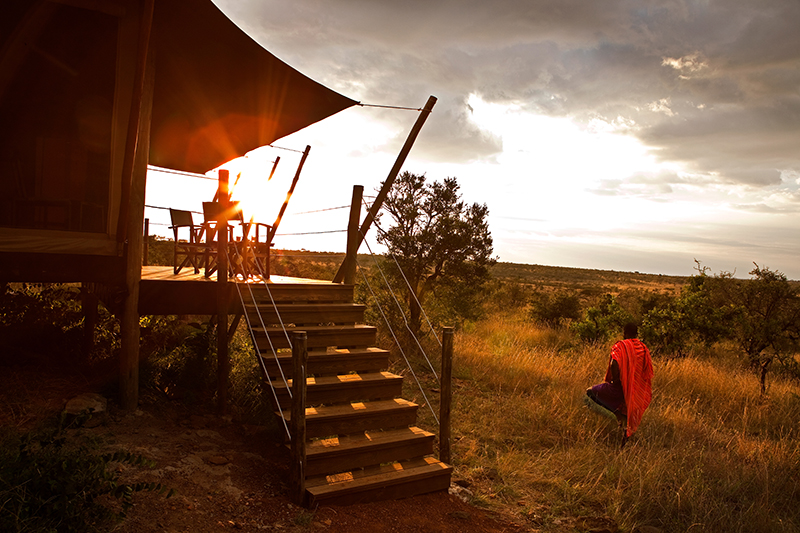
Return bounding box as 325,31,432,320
138,266,334,315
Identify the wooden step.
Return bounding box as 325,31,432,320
305,456,453,506
254,324,377,350
305,427,435,477
261,347,390,378
271,372,404,409
244,283,354,304
244,303,366,325
281,398,419,439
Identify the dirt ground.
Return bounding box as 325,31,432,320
0,363,523,533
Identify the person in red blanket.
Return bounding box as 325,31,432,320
586,323,653,447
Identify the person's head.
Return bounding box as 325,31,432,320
623,323,638,340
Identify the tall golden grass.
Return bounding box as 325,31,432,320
429,311,800,532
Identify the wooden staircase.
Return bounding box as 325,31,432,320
240,280,452,506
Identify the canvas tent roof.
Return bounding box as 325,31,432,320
0,0,356,252
150,0,358,173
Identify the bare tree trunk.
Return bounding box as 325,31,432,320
759,357,772,396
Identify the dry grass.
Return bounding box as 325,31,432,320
434,311,800,532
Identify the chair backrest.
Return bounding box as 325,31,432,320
169,208,194,227
203,201,242,222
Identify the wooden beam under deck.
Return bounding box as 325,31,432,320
138,266,340,315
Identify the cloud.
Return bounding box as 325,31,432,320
219,0,800,185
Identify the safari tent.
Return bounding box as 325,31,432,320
0,0,356,407
1,0,452,505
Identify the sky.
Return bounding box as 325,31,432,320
145,0,800,278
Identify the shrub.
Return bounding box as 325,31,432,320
571,294,632,343
529,291,581,327
0,413,173,533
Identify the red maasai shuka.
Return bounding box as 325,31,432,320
605,339,653,437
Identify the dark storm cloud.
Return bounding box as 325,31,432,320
219,0,800,185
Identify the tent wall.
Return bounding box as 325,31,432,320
0,0,139,276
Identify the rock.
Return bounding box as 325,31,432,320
207,455,230,466
448,483,473,503
64,393,107,416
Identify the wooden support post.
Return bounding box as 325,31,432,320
290,331,308,506
440,326,453,465
143,218,149,266
116,0,155,243
227,312,243,343
119,16,154,411
217,169,230,414
333,95,437,283
343,185,363,285
269,145,310,242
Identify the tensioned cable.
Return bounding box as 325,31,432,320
358,103,424,111
359,229,440,384
246,246,295,354
265,144,306,154
289,205,350,215
230,276,291,438
366,201,442,349
228,244,294,376
275,229,346,236
356,257,439,425
226,246,293,437
147,165,218,180
145,204,203,215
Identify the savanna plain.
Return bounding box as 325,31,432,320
1,250,799,532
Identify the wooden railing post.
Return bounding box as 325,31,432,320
290,331,308,505
143,218,149,266
343,185,363,285
217,169,230,414
440,326,453,464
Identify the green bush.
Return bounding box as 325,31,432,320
0,413,174,533
571,294,632,343
529,291,581,327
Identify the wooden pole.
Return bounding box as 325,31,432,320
116,0,155,243
142,218,149,266
268,156,280,181
440,326,453,464
343,185,363,285
333,95,437,283
119,20,154,411
269,145,310,242
290,331,308,505
217,169,230,414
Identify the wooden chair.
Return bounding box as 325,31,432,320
200,201,243,278
169,209,207,274
200,201,274,280
239,216,273,280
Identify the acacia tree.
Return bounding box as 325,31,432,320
377,171,495,340
708,264,800,394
